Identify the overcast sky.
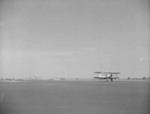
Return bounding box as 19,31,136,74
1,0,149,79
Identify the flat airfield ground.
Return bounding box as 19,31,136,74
0,80,149,114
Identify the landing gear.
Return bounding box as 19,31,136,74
110,78,113,82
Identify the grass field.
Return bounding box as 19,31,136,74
0,80,149,114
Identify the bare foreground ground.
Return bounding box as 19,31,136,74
0,80,150,114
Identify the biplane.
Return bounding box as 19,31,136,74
94,72,120,82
